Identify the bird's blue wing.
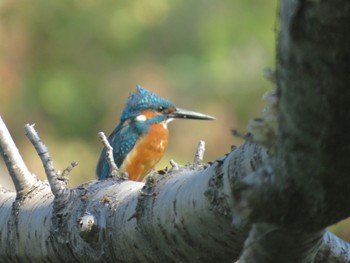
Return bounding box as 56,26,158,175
96,122,140,179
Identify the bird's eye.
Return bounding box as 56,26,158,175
158,106,164,112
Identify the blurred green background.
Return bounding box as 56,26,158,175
1,0,349,241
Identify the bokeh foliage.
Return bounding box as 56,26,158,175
1,1,278,180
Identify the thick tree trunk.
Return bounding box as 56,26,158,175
235,1,350,262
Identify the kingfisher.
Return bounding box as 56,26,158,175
96,85,215,181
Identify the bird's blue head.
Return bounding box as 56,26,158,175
120,85,215,123
120,86,175,122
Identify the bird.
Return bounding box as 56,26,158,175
96,85,215,181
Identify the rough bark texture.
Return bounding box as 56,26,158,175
315,231,350,263
236,1,350,262
237,0,350,227
277,0,350,228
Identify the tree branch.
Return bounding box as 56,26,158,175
0,117,349,262
0,121,267,262
0,117,37,197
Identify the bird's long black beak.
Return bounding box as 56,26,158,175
167,108,215,120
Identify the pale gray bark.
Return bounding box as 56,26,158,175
0,119,265,262
0,117,38,198
0,120,350,262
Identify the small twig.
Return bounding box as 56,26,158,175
169,159,179,170
194,140,205,164
58,160,78,186
24,124,65,197
232,129,252,140
98,132,119,173
61,160,78,178
0,117,37,196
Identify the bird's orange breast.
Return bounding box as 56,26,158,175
120,123,169,181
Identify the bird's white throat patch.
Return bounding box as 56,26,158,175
162,118,174,128
135,115,147,121
165,118,174,124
